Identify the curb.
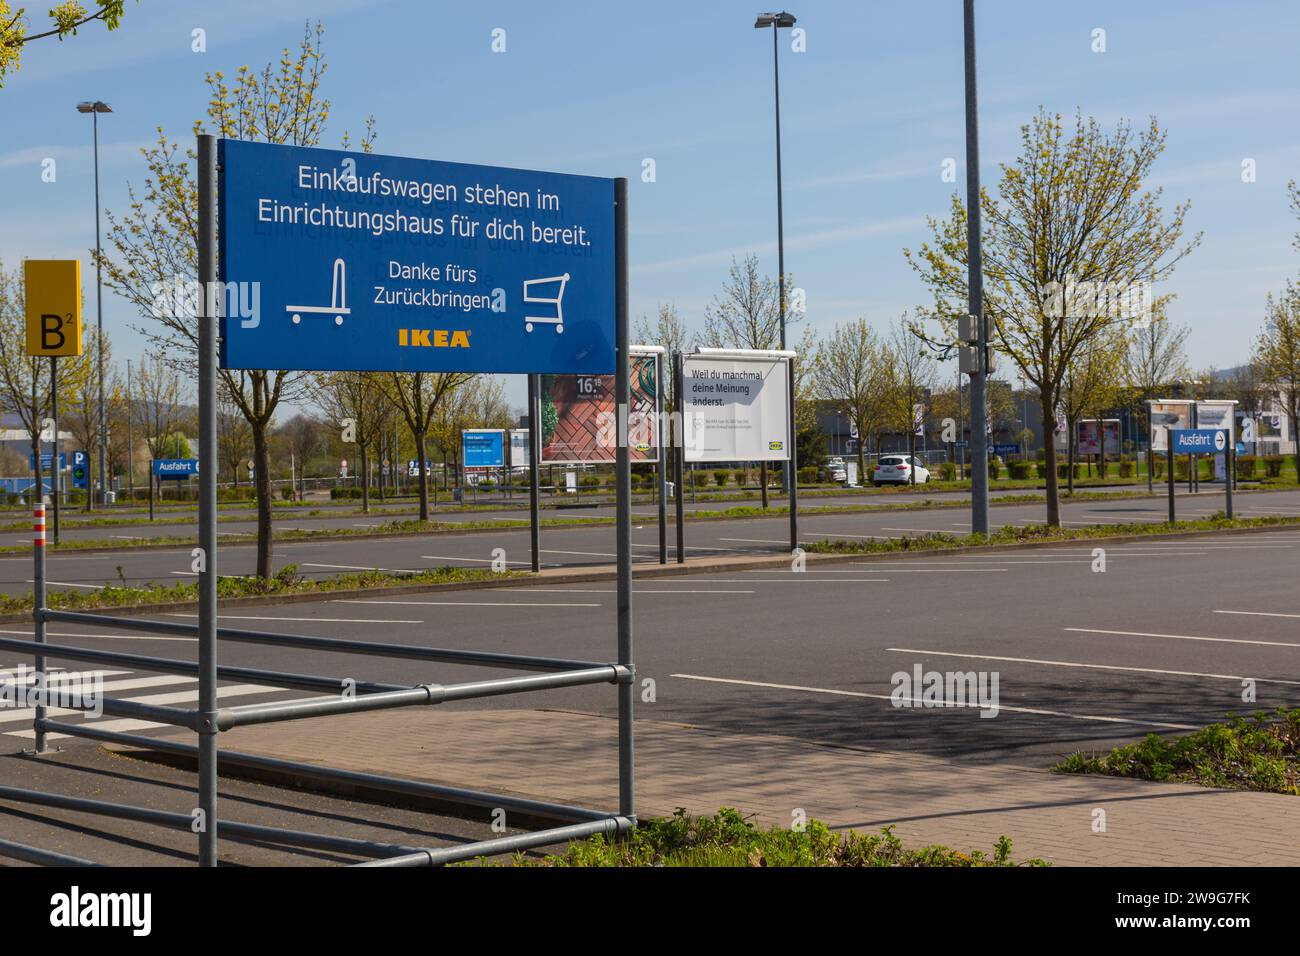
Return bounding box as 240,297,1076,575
4,519,1297,625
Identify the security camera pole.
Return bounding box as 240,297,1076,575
963,0,989,535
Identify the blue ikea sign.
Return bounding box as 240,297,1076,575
218,140,616,375
462,430,505,469
1172,428,1227,454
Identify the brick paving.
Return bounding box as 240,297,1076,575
211,707,1300,866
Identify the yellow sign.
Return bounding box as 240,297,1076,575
24,259,83,357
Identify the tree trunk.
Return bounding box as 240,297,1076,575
1099,418,1106,479
1041,396,1061,527
856,430,866,488
415,429,430,522
908,425,916,486
759,461,769,508
252,423,273,579
1067,419,1076,495
360,441,370,513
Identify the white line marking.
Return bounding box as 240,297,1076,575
524,588,755,594
848,565,1008,572
1214,609,1300,620
420,554,544,566
885,647,1300,687
1065,627,1300,649
25,580,103,590
669,673,1196,729
163,613,425,624
332,599,600,608
541,549,618,558
880,527,968,534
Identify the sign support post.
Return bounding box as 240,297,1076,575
787,354,798,553
528,374,541,573
49,357,60,546
614,177,634,823
1167,442,1175,523
196,133,219,868
1226,441,1234,519
673,351,686,564
657,360,667,565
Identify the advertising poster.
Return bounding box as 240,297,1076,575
1149,401,1191,452
681,355,790,463
1076,419,1120,457
539,353,660,463
462,429,505,468
509,428,531,468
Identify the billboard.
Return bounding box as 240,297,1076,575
1149,400,1191,453
681,354,790,463
219,140,616,375
462,430,505,469
540,352,660,463
509,428,531,468
1076,419,1120,457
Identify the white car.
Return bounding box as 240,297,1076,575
873,455,930,486
825,457,847,482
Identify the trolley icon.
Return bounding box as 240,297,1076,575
287,258,351,326
523,273,569,334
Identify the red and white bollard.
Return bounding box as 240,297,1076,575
33,503,45,548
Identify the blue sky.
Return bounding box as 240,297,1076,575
3,0,1299,409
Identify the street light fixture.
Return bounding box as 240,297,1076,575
754,10,799,552
76,100,111,509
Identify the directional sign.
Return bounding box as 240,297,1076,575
72,450,88,489
991,443,1021,457
1172,428,1227,454
218,140,617,375
153,458,200,480
23,260,83,357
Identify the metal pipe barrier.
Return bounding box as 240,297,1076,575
1,142,636,868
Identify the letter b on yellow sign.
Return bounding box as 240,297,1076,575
23,259,83,357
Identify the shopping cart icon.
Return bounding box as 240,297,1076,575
287,258,351,326
523,273,569,334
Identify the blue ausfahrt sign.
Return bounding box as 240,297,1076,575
1172,428,1227,454
153,458,200,480
462,430,505,469
218,140,617,375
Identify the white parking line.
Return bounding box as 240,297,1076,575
164,613,425,624
525,588,755,594
718,537,789,545
333,599,600,608
886,647,1300,687
25,580,103,590
1065,627,1300,649
1214,609,1300,620
541,549,618,558
670,673,1196,729
849,565,1007,572
880,527,968,534
420,554,551,566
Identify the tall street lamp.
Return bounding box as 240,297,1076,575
961,1,989,534
77,99,111,509
755,10,799,551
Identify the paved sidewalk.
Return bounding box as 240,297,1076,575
190,708,1300,867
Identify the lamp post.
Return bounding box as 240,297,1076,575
961,1,989,534
77,100,111,509
754,10,799,551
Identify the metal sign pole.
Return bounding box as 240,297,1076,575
1225,435,1234,519
196,133,220,867
787,354,798,552
528,374,541,573
657,353,667,565
49,356,59,545
613,177,635,822
31,501,46,754
673,351,685,564
1167,442,1175,523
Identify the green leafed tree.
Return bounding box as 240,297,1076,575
905,109,1199,525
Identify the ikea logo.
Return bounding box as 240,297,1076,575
398,328,470,348
768,440,784,451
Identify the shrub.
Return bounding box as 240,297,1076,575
797,466,818,484
579,474,600,488
714,470,730,487
1036,463,1048,479
1118,460,1135,478
732,469,747,487
692,470,711,487
281,485,296,500
1237,455,1257,478
1056,462,1082,479
938,461,956,481
987,457,1001,480
1264,455,1284,478
1007,460,1032,480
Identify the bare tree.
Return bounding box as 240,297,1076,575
381,372,473,521
813,317,890,482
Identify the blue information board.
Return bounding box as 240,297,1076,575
218,140,617,375
28,453,66,470
1172,429,1227,454
153,458,200,480
462,430,505,469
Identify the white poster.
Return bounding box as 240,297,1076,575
1149,400,1191,453
509,428,530,468
681,355,791,463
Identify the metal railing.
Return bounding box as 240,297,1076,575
0,141,638,867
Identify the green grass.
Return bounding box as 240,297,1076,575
803,512,1300,556
467,808,1046,867
0,563,514,613
1054,708,1300,795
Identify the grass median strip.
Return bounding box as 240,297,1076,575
1053,708,1300,795
464,808,1047,867
0,563,517,613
